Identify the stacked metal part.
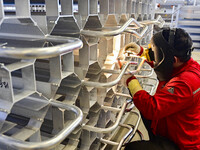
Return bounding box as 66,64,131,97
177,4,200,63
177,5,200,50
155,0,200,63
0,0,164,150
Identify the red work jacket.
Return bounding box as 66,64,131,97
133,58,200,150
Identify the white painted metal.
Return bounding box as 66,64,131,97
0,1,160,150
15,0,31,17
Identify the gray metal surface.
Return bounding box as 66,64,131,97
0,100,83,150
83,101,127,133
0,0,4,25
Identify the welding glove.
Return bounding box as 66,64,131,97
124,42,142,55
124,42,152,62
126,75,143,96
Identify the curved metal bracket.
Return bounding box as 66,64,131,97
80,16,164,38
124,15,165,38
102,64,154,79
82,61,137,88
0,35,83,59
0,100,83,150
127,67,154,78
99,110,141,150
124,26,149,38
82,58,146,88
138,15,165,28
83,100,127,133
123,110,141,145
100,124,133,150
80,18,141,37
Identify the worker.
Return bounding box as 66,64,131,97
124,28,200,150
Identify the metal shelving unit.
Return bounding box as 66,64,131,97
0,0,162,149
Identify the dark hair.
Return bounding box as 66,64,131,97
162,28,193,62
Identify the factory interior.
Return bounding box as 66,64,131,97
0,0,199,150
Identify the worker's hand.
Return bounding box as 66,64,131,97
124,42,143,55
121,74,132,86
126,75,143,96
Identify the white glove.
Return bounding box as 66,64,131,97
120,73,133,87
124,42,142,55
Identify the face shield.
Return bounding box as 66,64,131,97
149,28,193,81
150,31,175,81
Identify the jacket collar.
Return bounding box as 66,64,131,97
171,58,194,78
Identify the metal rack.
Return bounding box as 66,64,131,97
0,100,83,150
0,1,162,150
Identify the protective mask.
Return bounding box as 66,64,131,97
151,31,175,81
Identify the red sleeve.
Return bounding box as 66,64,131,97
137,46,144,56
145,60,154,68
132,80,193,120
